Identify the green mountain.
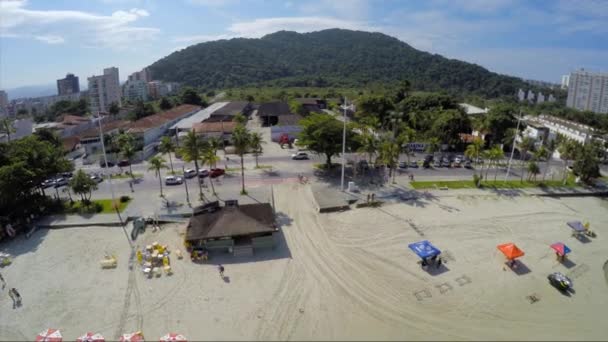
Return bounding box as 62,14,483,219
148,29,531,98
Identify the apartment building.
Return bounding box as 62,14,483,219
88,67,121,113
566,69,608,114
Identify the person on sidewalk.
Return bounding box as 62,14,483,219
218,264,225,277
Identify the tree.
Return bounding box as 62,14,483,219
232,125,251,194
397,125,416,165
159,136,176,174
148,156,168,197
489,145,505,181
393,79,411,103
298,113,355,168
378,138,400,183
426,137,441,154
159,97,173,110
534,145,549,182
357,130,378,164
558,138,578,184
117,133,137,178
527,161,540,181
234,113,247,126
0,118,15,142
518,136,535,182
484,104,518,145
180,87,204,106
34,128,61,148
69,170,98,204
431,109,471,145
179,131,206,201
355,95,394,127
249,132,264,168
208,136,222,158
109,102,120,116
465,137,483,173
572,142,601,183
131,100,155,120
201,148,220,195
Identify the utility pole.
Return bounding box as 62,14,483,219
182,165,190,206
504,109,523,183
341,97,347,192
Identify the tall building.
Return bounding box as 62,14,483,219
57,73,80,95
527,90,535,103
147,81,169,100
517,89,525,102
561,75,570,90
537,92,545,104
566,69,608,114
128,68,151,83
123,80,149,102
88,67,121,113
0,90,8,117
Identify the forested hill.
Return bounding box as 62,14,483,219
148,29,532,98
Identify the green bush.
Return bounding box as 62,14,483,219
120,195,130,203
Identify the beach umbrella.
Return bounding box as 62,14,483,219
497,243,524,260
408,240,441,260
567,221,585,232
550,242,571,256
36,329,62,342
160,333,187,342
77,332,105,342
120,332,144,342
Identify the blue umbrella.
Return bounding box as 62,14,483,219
567,221,585,232
408,240,441,260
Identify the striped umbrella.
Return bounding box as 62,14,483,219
120,332,145,342
36,329,62,342
77,332,105,342
160,333,187,342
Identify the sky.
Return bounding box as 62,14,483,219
1,0,608,92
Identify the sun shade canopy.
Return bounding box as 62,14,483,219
550,242,571,256
408,240,441,259
567,221,585,232
497,243,525,260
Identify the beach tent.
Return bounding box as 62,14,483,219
77,333,105,342
160,333,187,342
36,329,62,342
497,243,524,260
120,332,144,342
408,240,441,259
550,242,571,257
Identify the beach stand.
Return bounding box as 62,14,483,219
550,242,571,262
77,332,105,342
36,329,63,342
497,243,524,269
408,240,442,268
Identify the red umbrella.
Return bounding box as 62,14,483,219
36,329,62,342
77,332,105,342
550,242,571,257
160,333,187,342
120,332,144,342
497,243,525,260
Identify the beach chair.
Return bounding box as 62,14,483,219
175,249,183,259
164,265,173,275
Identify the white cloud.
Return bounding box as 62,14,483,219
433,0,516,13
186,0,235,7
34,35,65,44
297,0,370,20
0,1,158,49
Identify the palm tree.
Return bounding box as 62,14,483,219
527,161,540,181
208,136,222,158
490,145,505,181
121,143,136,179
378,138,400,183
518,137,535,182
201,147,220,196
465,137,483,175
357,131,378,164
148,156,168,197
179,131,206,201
558,139,578,184
426,137,441,154
0,118,15,142
397,126,416,165
232,125,251,194
249,132,264,168
159,136,176,174
534,145,548,182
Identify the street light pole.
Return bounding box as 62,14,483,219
504,109,523,183
341,97,347,192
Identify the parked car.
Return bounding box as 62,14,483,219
41,179,56,188
183,168,197,178
433,160,442,168
90,175,103,183
53,178,68,187
209,168,225,178
117,160,130,167
398,161,408,169
99,160,114,168
198,169,209,178
409,161,419,168
165,175,184,185
291,151,309,160
358,160,370,170
441,160,451,168
61,172,73,178
424,154,434,163
464,161,473,169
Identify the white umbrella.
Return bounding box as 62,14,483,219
159,333,187,342
77,332,105,342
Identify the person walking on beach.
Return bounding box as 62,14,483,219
0,272,5,289
218,264,225,277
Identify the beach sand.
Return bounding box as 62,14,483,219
0,184,606,340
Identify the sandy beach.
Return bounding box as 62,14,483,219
1,184,607,340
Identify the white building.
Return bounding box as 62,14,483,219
528,115,595,145
128,68,151,83
566,69,608,114
123,80,149,102
517,89,525,102
561,75,570,90
0,118,33,142
537,92,545,104
459,103,488,115
527,90,535,103
88,67,121,113
548,94,556,102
